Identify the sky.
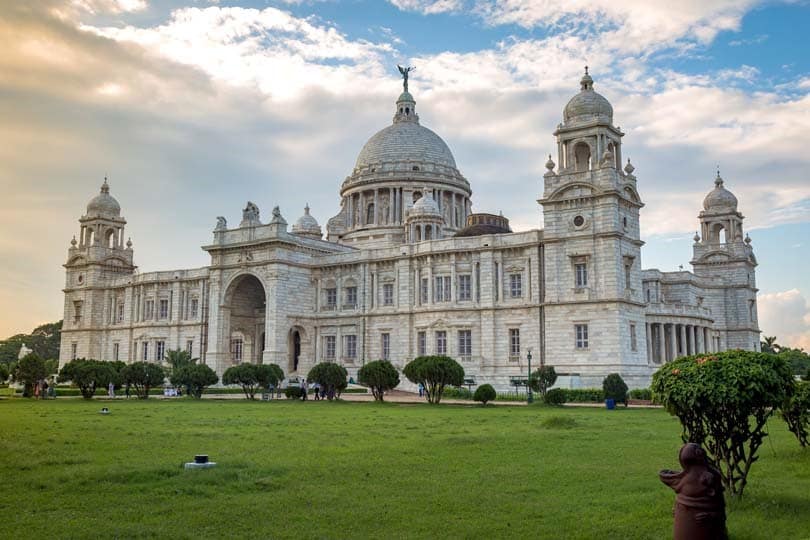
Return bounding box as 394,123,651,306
0,0,808,349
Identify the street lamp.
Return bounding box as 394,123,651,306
527,348,533,404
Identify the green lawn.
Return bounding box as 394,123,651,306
0,399,808,539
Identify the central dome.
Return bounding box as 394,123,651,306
355,122,457,170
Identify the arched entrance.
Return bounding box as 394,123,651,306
288,327,305,374
223,274,266,366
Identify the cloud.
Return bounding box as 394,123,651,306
388,0,463,14
70,0,147,14
758,289,810,350
729,33,768,46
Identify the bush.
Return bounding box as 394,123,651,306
530,366,557,398
562,388,604,403
170,364,218,398
0,363,9,383
222,364,261,400
121,362,166,399
307,363,348,400
602,374,628,405
58,359,117,399
781,381,810,447
443,387,473,400
629,388,653,400
652,351,794,497
403,356,464,404
473,384,496,405
357,360,400,402
256,364,284,391
544,388,567,405
284,386,304,400
12,354,47,397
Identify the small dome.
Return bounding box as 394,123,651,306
86,179,121,218
703,173,738,212
291,204,322,238
407,190,442,219
563,68,613,125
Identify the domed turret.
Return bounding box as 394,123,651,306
85,179,121,218
563,67,613,126
703,172,738,213
291,204,323,239
408,190,442,218
405,189,444,242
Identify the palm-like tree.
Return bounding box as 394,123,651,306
164,349,198,370
760,336,781,354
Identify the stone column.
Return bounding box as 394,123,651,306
450,253,457,301
374,189,379,225
705,327,711,352
679,324,686,357
359,191,365,225
451,192,457,227
668,324,677,362
472,261,479,304
427,257,433,304
415,267,421,307
646,323,653,363
697,326,704,353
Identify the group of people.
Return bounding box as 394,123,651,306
32,378,56,399
297,379,334,401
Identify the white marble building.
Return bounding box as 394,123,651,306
59,70,760,389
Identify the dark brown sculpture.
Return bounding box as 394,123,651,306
659,443,727,540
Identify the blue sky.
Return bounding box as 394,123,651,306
0,0,808,348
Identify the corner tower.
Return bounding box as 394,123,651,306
60,180,135,366
691,172,760,351
539,69,649,386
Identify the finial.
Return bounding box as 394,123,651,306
678,264,683,271
70,235,77,247
693,231,700,243
101,176,110,194
545,154,555,171
744,233,751,244
304,203,310,215
580,66,594,90
584,65,589,75
624,158,635,175
126,237,132,249
715,166,723,187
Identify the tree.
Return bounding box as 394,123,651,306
58,359,117,399
308,362,348,400
121,362,166,399
164,349,196,370
473,383,496,405
170,364,218,398
651,351,794,497
256,363,284,390
357,360,400,401
781,381,810,447
0,363,8,382
0,320,62,365
223,364,261,399
403,355,464,404
12,354,47,397
760,335,781,354
776,348,810,378
529,366,557,399
602,374,628,406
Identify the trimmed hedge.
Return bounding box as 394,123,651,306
544,388,566,405
443,387,473,400
629,388,653,400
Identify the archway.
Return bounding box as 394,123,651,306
223,274,266,366
288,327,305,373
574,142,591,171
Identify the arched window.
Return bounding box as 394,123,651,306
366,203,375,225
87,229,96,246
105,229,116,248
425,225,432,240
413,191,422,203
574,142,591,172
709,223,726,244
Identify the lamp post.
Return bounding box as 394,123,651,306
527,348,533,404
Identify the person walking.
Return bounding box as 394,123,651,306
301,379,308,401
313,382,321,401
108,381,115,399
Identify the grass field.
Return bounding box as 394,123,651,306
0,398,808,539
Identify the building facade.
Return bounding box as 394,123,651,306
59,70,761,389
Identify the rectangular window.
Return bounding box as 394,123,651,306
510,273,522,298
186,340,193,355
345,286,357,308
417,331,426,356
113,343,119,362
344,335,357,359
324,335,336,359
630,324,637,352
158,299,169,319
420,278,429,304
458,330,472,358
71,343,77,360
231,338,243,362
575,324,589,349
325,288,337,309
434,276,451,302
142,342,149,361
144,300,154,319
509,328,520,358
436,330,447,355
458,274,471,301
117,303,124,323
155,340,165,362
383,283,394,306
190,298,199,319
73,301,83,324
575,263,588,288
381,333,390,360
625,263,632,289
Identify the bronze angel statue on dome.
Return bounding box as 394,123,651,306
397,65,415,92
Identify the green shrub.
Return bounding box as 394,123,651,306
442,387,473,400
170,364,218,398
530,366,557,398
473,384,496,405
357,360,400,402
222,364,261,400
561,389,603,403
544,388,566,405
403,356,464,404
12,354,47,397
308,362,348,400
0,363,9,382
652,351,794,497
629,388,652,400
602,374,628,405
121,362,166,399
58,359,117,399
781,381,810,447
256,364,284,391
284,386,303,400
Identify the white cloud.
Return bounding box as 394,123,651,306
71,0,147,14
388,0,463,14
758,289,810,350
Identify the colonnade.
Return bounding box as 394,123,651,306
645,322,718,364
345,187,471,229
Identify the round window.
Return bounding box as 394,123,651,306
573,215,585,227
77,274,84,284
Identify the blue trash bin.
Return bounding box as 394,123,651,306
605,398,615,410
